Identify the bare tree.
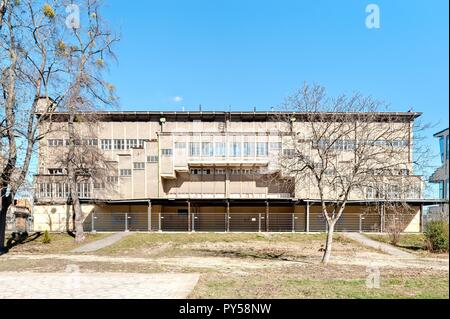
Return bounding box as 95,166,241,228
55,0,118,243
276,84,427,263
0,0,67,253
0,0,117,251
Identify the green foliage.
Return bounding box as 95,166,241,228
425,220,449,253
42,230,51,244
42,4,55,19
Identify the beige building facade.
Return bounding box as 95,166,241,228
33,111,426,233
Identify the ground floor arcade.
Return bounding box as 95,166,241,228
32,199,426,233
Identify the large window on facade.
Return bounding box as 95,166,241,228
120,169,132,177
215,142,226,157
101,139,112,150
189,142,201,157
202,142,214,157
114,139,125,150
243,142,255,157
230,142,241,157
256,142,268,156
161,149,173,157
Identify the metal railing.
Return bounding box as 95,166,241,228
82,211,382,233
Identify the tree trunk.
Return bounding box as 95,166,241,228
321,220,335,264
0,194,12,254
67,113,85,243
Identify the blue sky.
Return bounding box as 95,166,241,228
102,0,448,194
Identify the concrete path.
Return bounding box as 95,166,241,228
71,232,131,253
0,272,199,299
343,232,413,258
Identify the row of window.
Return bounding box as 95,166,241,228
365,184,420,199
37,183,92,199
48,139,99,147
313,139,409,151
189,168,259,176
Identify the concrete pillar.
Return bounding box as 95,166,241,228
265,201,269,232
147,200,152,232
306,202,310,233
226,201,230,232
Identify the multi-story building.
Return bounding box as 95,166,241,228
32,109,428,233
429,128,449,221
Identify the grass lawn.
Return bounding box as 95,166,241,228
364,233,427,251
1,232,448,299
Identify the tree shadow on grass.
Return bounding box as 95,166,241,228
1,232,43,255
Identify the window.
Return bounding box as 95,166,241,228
202,142,214,157
84,139,98,146
391,140,408,148
93,182,105,189
48,139,64,147
48,168,64,175
202,169,211,175
55,183,68,198
399,169,409,176
126,139,138,149
189,142,201,157
230,142,241,157
256,142,268,156
40,183,53,198
283,149,295,157
161,149,173,157
231,169,241,175
215,142,226,157
77,183,91,198
243,142,255,157
242,169,253,175
101,139,112,150
269,142,282,151
386,184,400,199
190,168,202,175
175,142,186,149
107,176,118,184
138,139,146,149
119,169,132,177
215,168,226,175
133,162,145,170
114,139,125,150
147,156,159,163
365,186,377,199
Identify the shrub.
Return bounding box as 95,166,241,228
42,230,52,244
425,221,449,253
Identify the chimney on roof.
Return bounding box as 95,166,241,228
199,104,202,112
253,106,256,112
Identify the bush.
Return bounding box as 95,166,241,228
425,221,449,253
42,230,52,244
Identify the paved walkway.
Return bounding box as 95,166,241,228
0,272,199,299
342,233,413,258
71,232,131,253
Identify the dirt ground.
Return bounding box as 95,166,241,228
1,232,448,298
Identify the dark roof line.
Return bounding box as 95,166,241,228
433,128,449,137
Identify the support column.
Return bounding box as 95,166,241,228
306,202,310,233
265,201,269,232
226,201,230,232
188,200,191,232
147,200,152,232
419,204,424,233
380,203,385,233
